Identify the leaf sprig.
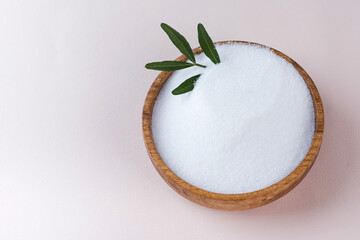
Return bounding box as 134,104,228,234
145,23,220,95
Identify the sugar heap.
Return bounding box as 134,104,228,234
152,43,314,194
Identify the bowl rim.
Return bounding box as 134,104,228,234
142,40,324,210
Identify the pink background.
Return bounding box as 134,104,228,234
0,0,359,239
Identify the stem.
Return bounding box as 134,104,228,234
194,63,206,68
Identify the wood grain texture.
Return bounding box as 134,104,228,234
142,41,324,210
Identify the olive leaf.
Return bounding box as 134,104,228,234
161,23,196,63
197,23,220,64
172,74,201,95
145,61,195,71
145,23,220,96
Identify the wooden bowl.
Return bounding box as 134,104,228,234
142,41,324,210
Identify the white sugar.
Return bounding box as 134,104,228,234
152,43,315,194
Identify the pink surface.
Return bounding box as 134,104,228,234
0,0,359,239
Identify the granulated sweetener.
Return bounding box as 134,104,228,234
152,43,315,194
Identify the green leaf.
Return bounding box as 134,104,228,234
145,61,194,71
197,23,220,64
161,23,196,63
172,74,201,95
